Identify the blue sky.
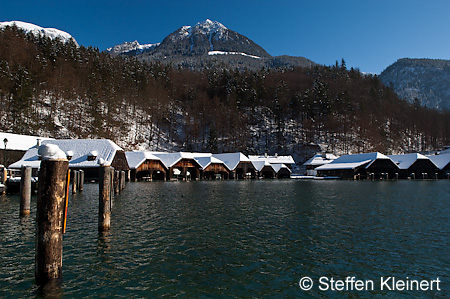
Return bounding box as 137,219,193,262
1,0,450,74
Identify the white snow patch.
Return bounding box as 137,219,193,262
38,144,67,160
208,51,261,59
0,21,78,46
97,158,107,166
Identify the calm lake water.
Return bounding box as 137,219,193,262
1,180,450,298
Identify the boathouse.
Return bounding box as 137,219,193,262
303,153,338,176
316,152,398,179
248,154,296,170
151,152,203,181
272,164,292,178
427,153,450,179
125,151,167,181
213,152,256,179
0,132,53,168
388,153,439,179
9,139,129,181
248,154,295,179
251,160,275,178
195,156,230,179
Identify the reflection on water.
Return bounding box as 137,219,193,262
37,279,63,299
0,180,449,297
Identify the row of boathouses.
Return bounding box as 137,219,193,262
4,137,294,182
125,151,294,181
1,132,449,183
306,151,450,180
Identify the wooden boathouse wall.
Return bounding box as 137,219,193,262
276,168,291,179
202,163,229,179
260,165,276,179
364,159,399,179
234,162,256,179
399,159,439,179
168,158,201,180
133,159,167,181
438,161,450,179
111,151,130,172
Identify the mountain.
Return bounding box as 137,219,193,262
106,40,159,56
107,19,315,70
1,22,449,159
379,58,450,111
0,20,78,46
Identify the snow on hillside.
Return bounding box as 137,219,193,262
208,50,261,59
0,21,78,46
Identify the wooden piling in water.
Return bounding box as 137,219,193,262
79,170,84,191
1,167,6,194
99,166,112,231
110,169,114,210
71,170,78,194
114,170,120,194
20,166,32,216
120,171,125,190
35,159,69,285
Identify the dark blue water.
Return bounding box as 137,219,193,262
1,180,449,298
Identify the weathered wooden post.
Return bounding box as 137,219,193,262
109,168,114,211
79,170,84,191
120,170,126,190
71,170,78,194
99,166,112,231
35,145,68,285
112,170,118,194
20,166,32,216
1,166,6,194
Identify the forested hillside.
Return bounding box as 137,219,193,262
1,25,449,163
379,58,450,111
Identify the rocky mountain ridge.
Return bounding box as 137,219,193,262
107,40,159,56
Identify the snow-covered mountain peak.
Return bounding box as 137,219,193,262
0,21,78,46
173,19,228,41
178,25,192,38
195,19,227,32
106,40,159,55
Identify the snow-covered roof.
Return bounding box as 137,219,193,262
388,153,437,170
271,163,292,174
316,160,372,171
248,154,295,165
151,152,214,169
9,139,123,169
303,153,338,166
195,156,229,171
250,160,275,172
427,154,450,170
212,153,250,170
0,132,53,151
125,151,162,169
315,152,392,171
